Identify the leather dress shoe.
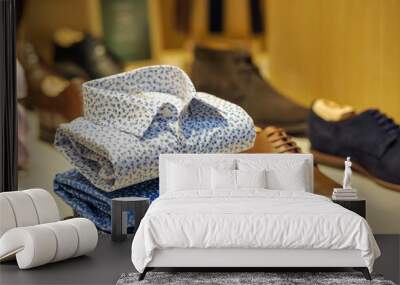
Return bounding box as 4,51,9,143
309,99,400,192
191,46,309,135
53,28,123,79
245,126,340,197
19,42,84,143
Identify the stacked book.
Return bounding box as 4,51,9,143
332,188,358,200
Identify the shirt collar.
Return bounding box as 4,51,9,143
83,65,220,137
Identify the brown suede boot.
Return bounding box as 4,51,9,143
245,126,339,197
191,46,309,136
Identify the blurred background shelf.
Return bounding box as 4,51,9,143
18,0,400,122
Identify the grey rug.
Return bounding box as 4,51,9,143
117,272,395,285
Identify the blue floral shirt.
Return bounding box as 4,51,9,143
55,65,255,191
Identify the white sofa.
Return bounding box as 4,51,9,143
0,189,98,269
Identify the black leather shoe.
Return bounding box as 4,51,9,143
53,29,123,79
191,46,309,136
309,99,400,192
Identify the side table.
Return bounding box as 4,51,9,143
332,199,366,218
111,197,150,242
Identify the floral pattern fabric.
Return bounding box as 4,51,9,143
54,169,159,232
55,65,255,191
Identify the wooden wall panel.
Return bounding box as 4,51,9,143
267,0,400,122
157,0,186,50
267,0,400,234
225,0,251,37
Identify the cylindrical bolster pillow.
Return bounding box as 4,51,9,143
0,218,98,269
0,191,39,228
0,196,17,237
42,222,79,262
24,189,60,224
63,218,98,257
0,189,60,238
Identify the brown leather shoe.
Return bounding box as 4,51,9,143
245,126,340,197
19,42,84,143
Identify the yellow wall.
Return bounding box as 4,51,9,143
267,0,400,122
267,0,400,234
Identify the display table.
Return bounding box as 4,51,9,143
112,197,150,242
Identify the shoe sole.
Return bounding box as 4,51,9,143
312,149,400,192
256,121,308,137
282,123,308,137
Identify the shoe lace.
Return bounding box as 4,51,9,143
266,128,302,153
368,109,400,136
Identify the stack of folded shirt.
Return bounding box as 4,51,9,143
332,188,359,200
53,65,256,231
54,169,158,232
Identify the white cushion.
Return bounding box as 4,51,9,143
167,162,212,191
0,218,97,269
165,158,236,170
24,189,60,223
211,168,237,191
0,189,60,238
63,218,98,257
1,191,39,227
211,169,268,191
236,169,267,189
166,160,235,192
0,226,57,268
42,222,79,262
0,196,17,237
238,159,308,191
160,154,314,194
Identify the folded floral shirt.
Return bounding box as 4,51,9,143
55,65,255,191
